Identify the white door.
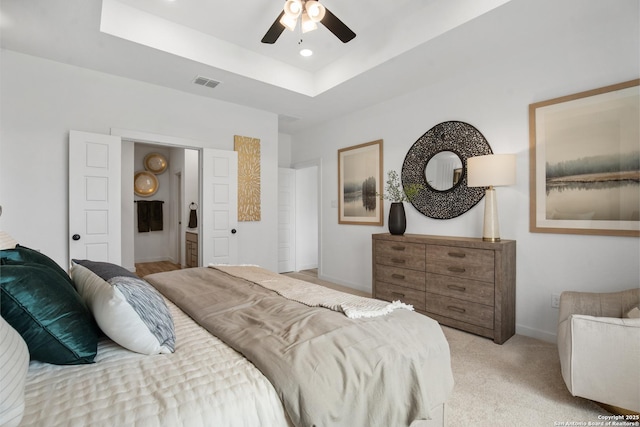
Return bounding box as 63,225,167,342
278,168,296,273
201,148,238,265
295,165,319,271
69,130,122,265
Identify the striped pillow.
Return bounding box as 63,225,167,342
70,260,175,355
0,316,29,427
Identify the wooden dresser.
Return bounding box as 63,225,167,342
372,233,516,344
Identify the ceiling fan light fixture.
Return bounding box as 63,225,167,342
261,0,355,44
305,1,326,22
301,12,317,33
279,13,298,31
283,0,303,19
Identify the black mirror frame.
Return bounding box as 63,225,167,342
401,121,493,219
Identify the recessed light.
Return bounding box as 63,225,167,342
300,48,313,57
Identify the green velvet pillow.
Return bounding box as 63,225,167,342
0,244,73,288
0,263,99,365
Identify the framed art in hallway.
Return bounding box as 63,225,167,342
529,79,640,237
338,139,383,226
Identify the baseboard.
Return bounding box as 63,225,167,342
297,263,318,271
516,324,557,344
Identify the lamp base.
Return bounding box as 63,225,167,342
482,187,501,242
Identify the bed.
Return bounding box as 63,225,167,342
0,244,453,427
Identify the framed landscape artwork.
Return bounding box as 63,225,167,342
338,140,383,226
529,79,640,237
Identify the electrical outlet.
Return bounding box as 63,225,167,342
551,293,561,309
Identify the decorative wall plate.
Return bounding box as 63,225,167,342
144,152,168,174
134,171,159,197
401,121,493,219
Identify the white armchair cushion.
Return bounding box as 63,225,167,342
559,314,640,412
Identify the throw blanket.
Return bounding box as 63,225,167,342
211,264,414,318
145,267,454,427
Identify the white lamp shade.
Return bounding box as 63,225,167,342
279,13,298,31
301,12,318,33
283,0,303,18
467,154,516,187
305,1,326,22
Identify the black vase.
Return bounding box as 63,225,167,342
388,202,406,235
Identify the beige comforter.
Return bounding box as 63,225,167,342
145,266,453,427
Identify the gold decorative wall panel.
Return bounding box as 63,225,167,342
234,135,261,221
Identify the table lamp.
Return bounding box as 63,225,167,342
467,154,516,242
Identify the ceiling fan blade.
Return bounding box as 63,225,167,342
261,11,286,44
321,8,356,43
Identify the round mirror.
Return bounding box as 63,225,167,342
401,121,493,219
424,151,463,191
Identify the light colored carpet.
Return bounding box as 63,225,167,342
284,270,605,426
442,326,603,426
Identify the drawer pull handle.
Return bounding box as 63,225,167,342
391,246,406,251
448,252,466,258
447,284,466,292
391,258,406,264
447,306,466,314
391,274,406,280
447,267,466,273
392,292,406,298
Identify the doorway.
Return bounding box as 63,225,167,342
130,142,200,270
277,160,320,274
70,128,240,272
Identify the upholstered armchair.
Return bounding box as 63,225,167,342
557,288,640,413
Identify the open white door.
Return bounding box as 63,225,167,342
277,168,296,273
201,148,238,265
69,130,122,265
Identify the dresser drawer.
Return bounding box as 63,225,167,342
426,273,494,306
375,281,425,311
375,240,426,271
376,264,425,291
425,293,493,329
426,245,494,282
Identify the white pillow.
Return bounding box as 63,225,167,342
0,316,29,427
70,263,175,355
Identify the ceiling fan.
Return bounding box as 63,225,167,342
261,0,356,44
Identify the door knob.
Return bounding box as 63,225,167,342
72,234,81,241
231,229,237,234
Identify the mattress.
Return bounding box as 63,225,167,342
20,298,292,427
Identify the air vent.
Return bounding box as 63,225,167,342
279,114,300,124
193,76,221,89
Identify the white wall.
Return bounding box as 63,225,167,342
290,0,640,342
278,133,292,167
0,49,279,271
